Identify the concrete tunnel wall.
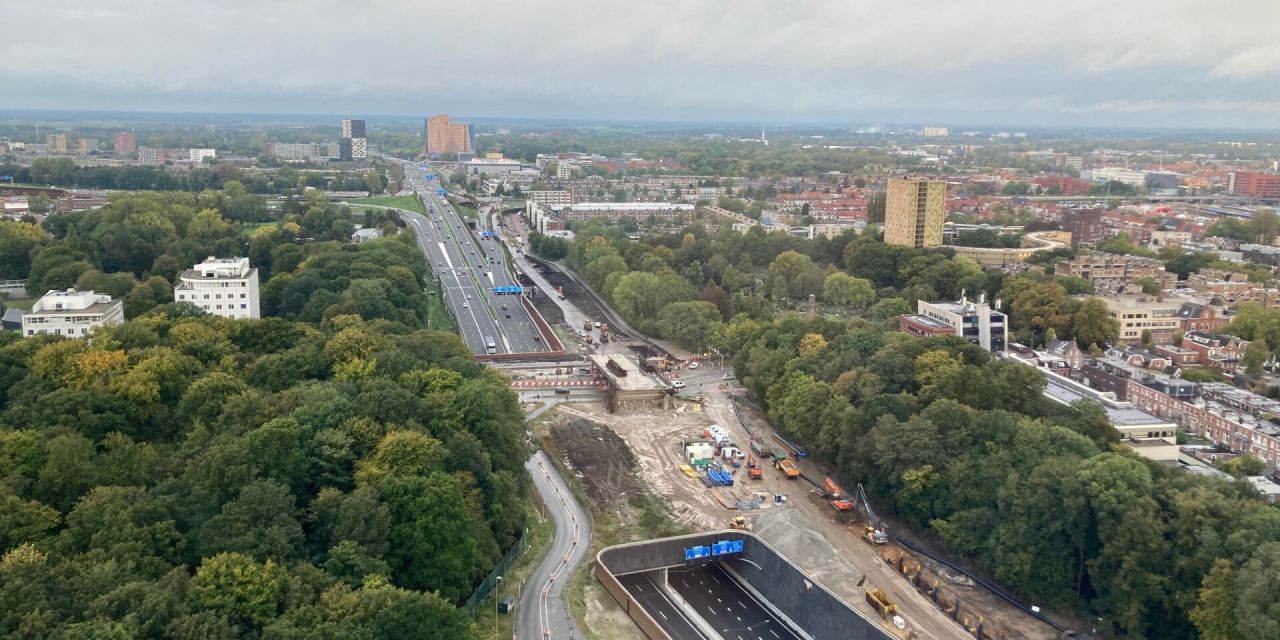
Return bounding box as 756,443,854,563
597,531,892,640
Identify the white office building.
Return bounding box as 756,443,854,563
175,256,260,319
22,289,124,338
189,148,217,163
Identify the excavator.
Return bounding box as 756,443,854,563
730,515,752,531
823,477,856,522
747,453,763,480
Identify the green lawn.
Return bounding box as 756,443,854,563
353,195,426,215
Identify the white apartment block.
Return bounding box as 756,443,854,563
189,148,217,163
175,257,260,319
22,289,124,338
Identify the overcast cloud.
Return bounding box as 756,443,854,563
5,0,1280,127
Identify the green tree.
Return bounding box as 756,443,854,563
190,552,289,630
656,301,722,350
1233,543,1280,640
822,272,876,310
1073,298,1119,348
1191,559,1243,640
1241,338,1270,376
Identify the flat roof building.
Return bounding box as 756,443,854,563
915,294,1007,352
22,289,124,338
175,257,260,320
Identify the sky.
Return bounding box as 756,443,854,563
5,0,1280,128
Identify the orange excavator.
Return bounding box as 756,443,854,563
825,477,855,513
747,453,763,480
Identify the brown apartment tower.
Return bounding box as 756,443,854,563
424,114,472,155
883,177,946,248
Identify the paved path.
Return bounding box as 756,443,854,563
519,448,591,640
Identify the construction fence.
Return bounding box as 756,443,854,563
464,527,529,615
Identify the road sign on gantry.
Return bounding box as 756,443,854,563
684,545,710,561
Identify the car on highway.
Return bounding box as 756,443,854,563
672,380,686,389
462,303,469,308
505,312,511,318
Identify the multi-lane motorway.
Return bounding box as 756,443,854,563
395,160,548,355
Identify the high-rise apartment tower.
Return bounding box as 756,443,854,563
883,177,946,248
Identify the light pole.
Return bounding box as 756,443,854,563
494,575,504,637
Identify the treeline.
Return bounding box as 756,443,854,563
7,190,401,322
3,158,375,195
733,314,1280,638
541,221,1115,351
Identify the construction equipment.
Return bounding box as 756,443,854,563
824,477,855,512
865,525,889,545
865,588,899,619
730,515,752,531
583,319,592,332
600,323,609,342
747,453,763,480
749,438,774,459
778,459,800,479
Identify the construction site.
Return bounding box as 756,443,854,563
540,390,1070,640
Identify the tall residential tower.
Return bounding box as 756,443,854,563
883,177,946,248
424,114,472,155
340,118,367,160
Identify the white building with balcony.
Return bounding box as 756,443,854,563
22,289,124,338
175,256,260,319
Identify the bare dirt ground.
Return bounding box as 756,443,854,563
553,395,1062,640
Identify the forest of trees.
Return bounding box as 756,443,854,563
540,220,1116,352
730,314,1280,638
0,189,529,638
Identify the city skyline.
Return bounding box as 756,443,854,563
4,0,1280,128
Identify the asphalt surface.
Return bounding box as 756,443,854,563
669,563,802,640
617,571,708,640
395,159,548,355
519,449,591,640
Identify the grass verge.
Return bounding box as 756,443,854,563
352,194,426,214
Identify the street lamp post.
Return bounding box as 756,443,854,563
494,575,504,637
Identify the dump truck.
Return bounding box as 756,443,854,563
584,335,593,344
730,515,752,531
865,589,898,619
749,439,775,459
600,323,609,342
583,319,592,332
778,459,800,479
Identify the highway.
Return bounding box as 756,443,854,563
394,158,548,355
617,571,707,640
520,449,591,640
670,563,802,640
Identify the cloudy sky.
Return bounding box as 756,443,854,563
5,0,1280,128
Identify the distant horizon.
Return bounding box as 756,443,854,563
3,108,1280,138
